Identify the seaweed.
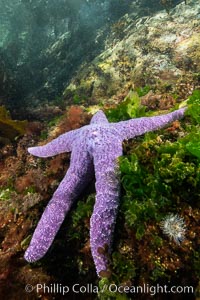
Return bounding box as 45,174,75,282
105,90,147,122
0,106,27,142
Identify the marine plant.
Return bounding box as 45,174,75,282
105,90,147,122
0,106,27,142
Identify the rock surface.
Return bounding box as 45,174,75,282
64,0,200,105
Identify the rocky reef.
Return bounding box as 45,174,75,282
64,0,200,106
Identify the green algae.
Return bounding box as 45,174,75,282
0,188,13,201
119,106,200,231
105,90,147,122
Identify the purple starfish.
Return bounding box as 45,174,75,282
24,107,186,276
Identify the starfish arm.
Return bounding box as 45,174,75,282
28,129,80,157
114,107,186,140
90,110,109,124
24,147,93,262
90,141,122,276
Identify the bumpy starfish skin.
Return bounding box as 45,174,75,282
24,108,186,275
